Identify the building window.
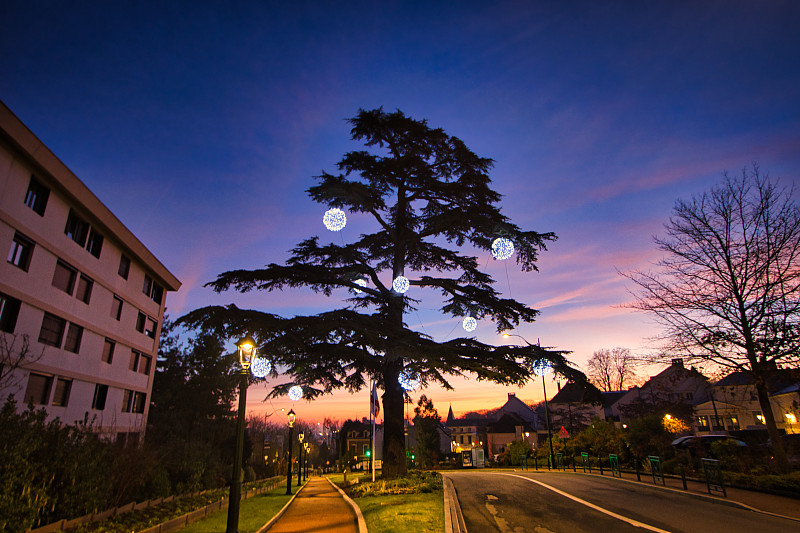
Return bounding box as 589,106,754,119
64,209,90,247
150,283,164,305
24,176,50,216
52,378,72,407
24,373,52,405
711,416,725,431
129,350,141,372
76,275,93,304
64,323,83,353
142,274,153,297
39,312,66,347
138,353,152,375
754,412,766,425
102,338,115,364
111,296,123,321
118,254,130,279
0,293,21,333
145,318,156,339
726,416,740,431
8,232,35,271
132,392,147,414
122,389,133,412
86,228,103,258
136,312,146,333
92,384,108,410
696,416,709,430
52,260,77,295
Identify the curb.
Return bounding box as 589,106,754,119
326,477,369,533
255,480,307,533
442,474,468,533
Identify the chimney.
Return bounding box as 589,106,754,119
508,392,515,398
671,358,684,368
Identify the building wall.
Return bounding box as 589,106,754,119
0,101,179,442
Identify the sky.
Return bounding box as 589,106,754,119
2,1,799,425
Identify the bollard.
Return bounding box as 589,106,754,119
635,459,641,482
572,455,577,472
599,457,603,476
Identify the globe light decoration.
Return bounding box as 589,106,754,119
288,385,303,401
354,278,367,294
250,356,271,379
462,316,477,332
392,275,410,294
533,360,551,377
399,371,420,392
323,208,347,231
492,237,515,260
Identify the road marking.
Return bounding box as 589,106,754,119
504,474,673,533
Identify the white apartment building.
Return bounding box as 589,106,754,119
0,101,180,445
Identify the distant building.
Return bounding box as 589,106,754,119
693,369,800,437
0,100,180,445
486,412,534,456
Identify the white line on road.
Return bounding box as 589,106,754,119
504,474,673,533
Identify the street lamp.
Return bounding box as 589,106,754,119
298,432,305,484
226,336,256,533
503,333,555,469
286,409,295,495
304,442,310,478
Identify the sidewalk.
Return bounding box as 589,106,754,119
259,476,365,533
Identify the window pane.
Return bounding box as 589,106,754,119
64,210,89,246
86,228,103,258
145,318,156,339
129,351,140,372
118,255,130,279
92,384,108,410
24,176,50,216
136,312,146,333
122,389,133,412
64,323,83,353
8,232,34,271
150,283,164,304
76,275,93,304
102,338,115,363
24,373,52,404
52,378,72,406
39,313,65,347
142,274,153,296
139,354,152,375
111,296,123,321
132,392,146,414
0,293,21,333
52,260,77,294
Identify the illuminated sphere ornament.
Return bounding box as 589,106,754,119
492,237,515,260
288,385,303,401
462,316,477,332
533,360,551,377
323,208,347,231
250,357,271,379
400,372,420,392
392,275,410,294
354,279,367,293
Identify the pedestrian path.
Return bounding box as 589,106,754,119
260,476,364,533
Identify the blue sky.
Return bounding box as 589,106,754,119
2,1,799,421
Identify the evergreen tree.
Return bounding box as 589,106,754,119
180,108,587,478
413,395,441,469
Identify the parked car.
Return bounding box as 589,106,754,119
671,435,747,458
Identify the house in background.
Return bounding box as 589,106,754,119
0,100,180,445
486,412,535,456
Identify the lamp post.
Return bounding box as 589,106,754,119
285,409,296,494
503,333,555,469
226,336,256,533
304,442,310,478
298,432,305,484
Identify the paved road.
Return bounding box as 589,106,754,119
447,471,797,533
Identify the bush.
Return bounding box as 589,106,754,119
345,471,442,497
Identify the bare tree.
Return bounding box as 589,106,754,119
586,347,638,392
623,165,800,472
0,334,43,394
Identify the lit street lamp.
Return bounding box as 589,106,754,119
304,442,310,478
503,333,555,469
298,432,305,484
226,336,256,533
285,409,296,495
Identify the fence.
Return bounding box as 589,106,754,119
27,476,284,533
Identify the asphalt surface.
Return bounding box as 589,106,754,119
446,471,799,533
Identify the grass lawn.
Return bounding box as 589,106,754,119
326,472,444,533
180,482,299,533
357,492,444,533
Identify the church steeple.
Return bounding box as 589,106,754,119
446,404,455,424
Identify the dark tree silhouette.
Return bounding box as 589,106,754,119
623,165,800,472
180,108,587,478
